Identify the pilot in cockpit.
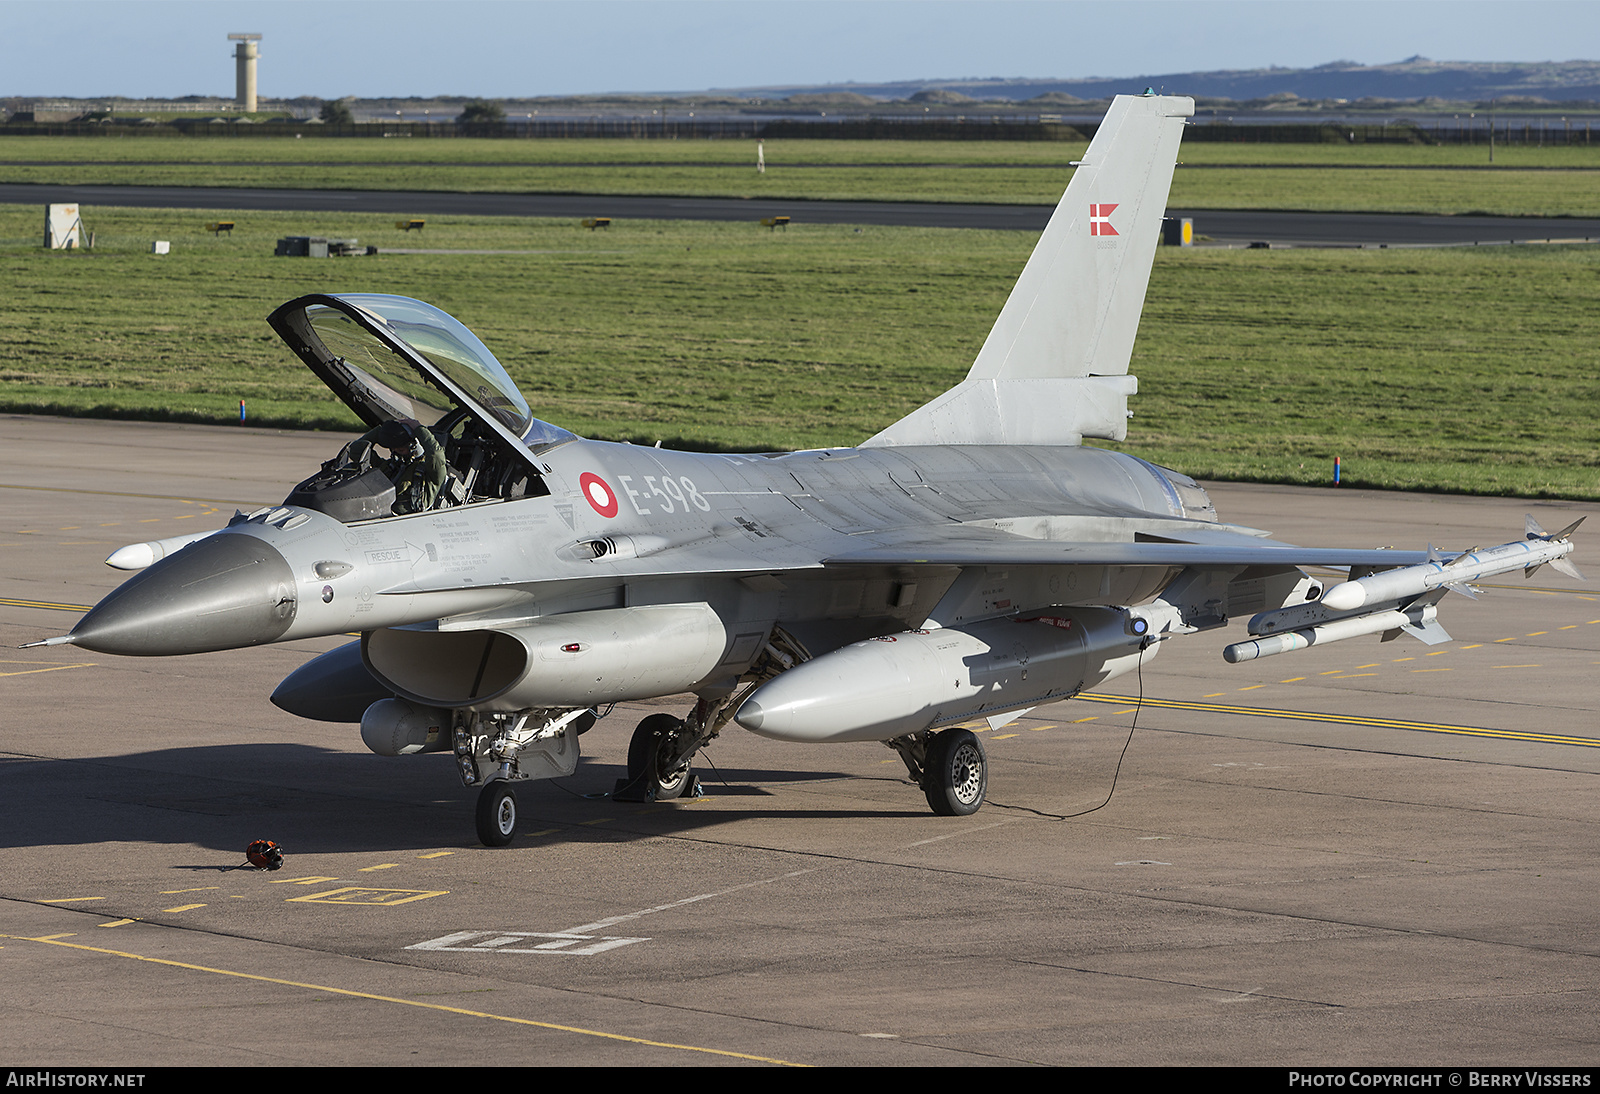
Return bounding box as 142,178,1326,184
348,418,447,515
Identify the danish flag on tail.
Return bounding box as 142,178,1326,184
1089,203,1119,236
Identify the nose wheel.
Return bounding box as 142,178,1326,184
923,729,987,816
475,781,518,846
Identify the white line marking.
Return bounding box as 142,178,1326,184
905,820,1011,847
562,868,817,935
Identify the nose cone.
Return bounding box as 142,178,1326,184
69,532,297,656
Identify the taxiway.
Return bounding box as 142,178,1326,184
2,182,1595,246
2,415,1597,1065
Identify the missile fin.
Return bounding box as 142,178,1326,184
986,708,1035,732
1401,618,1452,645
1552,557,1584,581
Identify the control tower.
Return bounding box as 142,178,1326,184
228,33,261,112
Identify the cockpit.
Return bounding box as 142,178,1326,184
269,294,575,523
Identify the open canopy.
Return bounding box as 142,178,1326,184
268,293,576,453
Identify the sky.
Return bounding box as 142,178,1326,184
3,0,1598,100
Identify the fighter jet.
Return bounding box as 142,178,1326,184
30,94,1579,846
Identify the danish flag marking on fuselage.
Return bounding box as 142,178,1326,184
1089,203,1119,236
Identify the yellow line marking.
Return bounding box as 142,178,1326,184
32,934,77,941
0,663,96,677
992,733,1019,740
40,897,102,904
1070,716,1098,723
1560,625,1578,630
1077,692,1600,748
1494,664,1540,669
359,864,400,872
97,919,138,928
417,852,454,859
159,887,219,895
1461,644,1484,649
1356,663,1380,669
1527,632,1548,637
1,934,805,1066
1280,677,1306,683
1391,658,1415,663
1494,637,1519,643
1239,684,1265,691
162,904,206,913
1412,668,1453,672
1203,692,1226,698
267,876,340,885
1318,670,1343,676
1330,673,1377,679
285,888,444,906
0,598,94,612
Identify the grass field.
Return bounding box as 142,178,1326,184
3,136,1599,215
2,203,1597,499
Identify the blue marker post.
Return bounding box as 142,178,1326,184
1334,456,1341,485
239,400,246,424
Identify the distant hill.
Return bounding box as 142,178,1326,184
730,58,1600,105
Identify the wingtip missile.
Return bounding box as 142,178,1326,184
1316,529,1579,613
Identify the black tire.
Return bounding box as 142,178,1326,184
923,729,987,816
627,713,692,801
475,781,517,847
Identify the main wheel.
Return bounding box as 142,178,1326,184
923,729,987,816
627,714,693,801
475,781,517,847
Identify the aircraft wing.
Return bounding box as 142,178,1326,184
823,524,1432,570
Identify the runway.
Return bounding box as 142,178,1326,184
2,181,1595,245
2,414,1598,1065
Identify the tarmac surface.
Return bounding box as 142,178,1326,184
2,414,1598,1066
3,181,1596,245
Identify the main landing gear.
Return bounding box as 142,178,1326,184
616,713,703,802
887,728,989,817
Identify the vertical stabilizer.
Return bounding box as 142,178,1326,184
864,93,1193,448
